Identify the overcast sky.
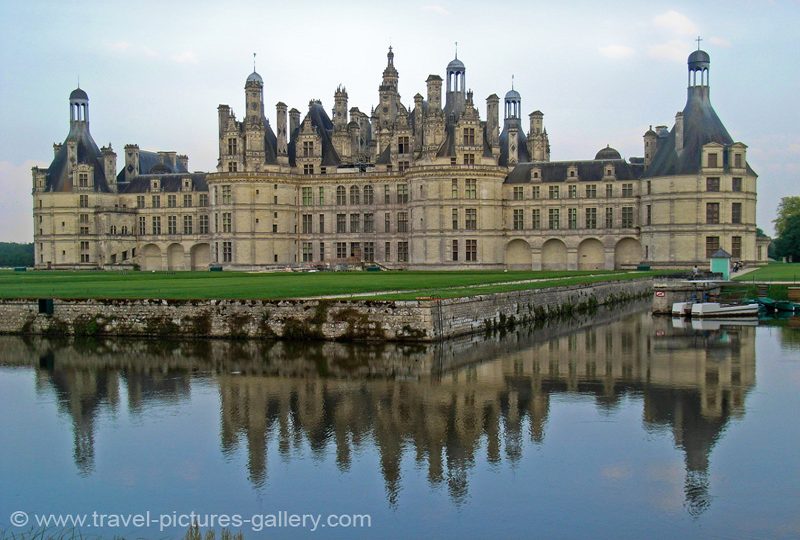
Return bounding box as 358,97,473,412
1,0,797,241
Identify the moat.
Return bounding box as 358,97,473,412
1,303,798,539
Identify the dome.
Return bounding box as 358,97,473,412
595,145,621,160
446,57,465,72
246,71,263,85
688,49,710,68
69,88,88,100
504,89,521,101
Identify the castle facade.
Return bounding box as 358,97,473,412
32,48,767,271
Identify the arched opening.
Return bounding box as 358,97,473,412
141,244,162,271
614,238,642,269
578,238,605,270
541,239,567,270
190,243,210,271
505,239,531,270
167,243,185,271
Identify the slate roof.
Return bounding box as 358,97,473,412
498,119,530,166
45,123,110,193
289,101,341,167
119,172,208,194
505,159,645,184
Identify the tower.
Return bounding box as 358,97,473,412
243,68,265,169
444,50,466,119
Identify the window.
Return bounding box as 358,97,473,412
336,214,346,233
646,205,652,226
222,185,232,204
152,216,161,235
136,196,145,208
363,185,374,205
605,207,613,228
452,239,459,261
463,128,475,146
350,185,360,205
336,185,346,205
465,208,477,230
199,215,209,234
384,212,391,233
705,236,720,258
707,153,718,168
463,153,475,165
384,242,391,261
532,209,541,229
465,239,477,262
227,138,237,155
302,187,313,205
397,212,408,232
79,213,89,224
183,194,192,208
302,214,313,234
79,226,89,235
513,186,524,200
585,207,597,229
732,236,742,258
452,208,459,230
586,185,597,198
568,185,577,199
549,186,559,199
364,242,375,262
621,207,634,228
223,241,232,262
78,172,88,188
513,209,524,230
568,208,577,229
318,186,325,205
152,195,161,208
706,177,720,192
336,242,347,259
301,242,313,262
533,186,540,199
398,136,410,154
303,141,314,157
199,194,208,207
166,194,175,208
319,242,325,260
364,213,374,233
646,181,651,195
384,185,391,204
706,203,720,224
222,212,232,233
138,216,146,235
397,183,409,203
183,215,193,234
549,208,560,229
350,213,361,233
465,179,477,199
228,161,238,172
303,164,314,175
732,202,742,224
318,214,325,234
451,179,458,198
622,184,633,197
732,177,742,192
398,242,409,262
76,194,89,208
734,153,743,168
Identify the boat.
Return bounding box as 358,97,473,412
671,302,693,317
690,302,760,318
775,300,798,313
757,297,777,313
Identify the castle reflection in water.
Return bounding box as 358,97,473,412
0,303,765,515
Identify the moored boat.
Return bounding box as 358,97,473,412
671,302,693,317
690,302,759,318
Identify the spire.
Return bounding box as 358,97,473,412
253,52,256,71
455,41,458,59
695,36,702,50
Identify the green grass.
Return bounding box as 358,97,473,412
0,269,666,301
733,262,800,282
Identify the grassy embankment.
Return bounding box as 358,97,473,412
0,269,670,301
725,262,800,301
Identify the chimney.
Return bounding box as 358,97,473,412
176,154,189,171
101,144,117,189
289,108,301,142
674,112,684,153
124,144,140,182
486,94,500,150
426,75,442,110
53,143,63,158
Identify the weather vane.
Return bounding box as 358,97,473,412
253,52,256,71
696,36,702,50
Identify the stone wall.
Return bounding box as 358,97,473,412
0,278,653,342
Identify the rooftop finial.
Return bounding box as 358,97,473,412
695,36,702,50
511,74,514,90
77,74,80,89
455,41,458,59
253,52,257,72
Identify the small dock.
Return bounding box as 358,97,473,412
652,280,721,314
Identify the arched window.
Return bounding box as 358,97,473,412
350,185,360,205
336,185,346,205
363,184,374,205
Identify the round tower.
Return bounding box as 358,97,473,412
245,69,264,123
688,49,710,87
69,87,89,125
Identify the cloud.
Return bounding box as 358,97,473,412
107,41,159,59
421,4,450,15
0,160,38,242
647,40,689,62
110,41,131,52
171,50,198,64
599,45,635,60
709,36,732,48
653,10,698,36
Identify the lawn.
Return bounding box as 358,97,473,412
0,269,664,301
734,263,800,282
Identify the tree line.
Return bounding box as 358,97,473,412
0,242,34,267
773,196,800,261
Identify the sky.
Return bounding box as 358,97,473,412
1,0,798,242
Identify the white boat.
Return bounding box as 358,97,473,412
691,318,759,330
690,302,759,318
671,302,693,317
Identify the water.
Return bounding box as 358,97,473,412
1,303,799,539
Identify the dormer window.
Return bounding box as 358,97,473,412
151,179,160,191
303,141,314,157
707,153,718,168
734,153,742,168
183,179,191,190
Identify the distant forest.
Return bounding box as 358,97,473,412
0,243,34,267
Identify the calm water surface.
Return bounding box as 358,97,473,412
1,303,799,539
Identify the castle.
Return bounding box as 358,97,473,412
32,47,767,271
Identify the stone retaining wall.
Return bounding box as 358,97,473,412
0,278,653,342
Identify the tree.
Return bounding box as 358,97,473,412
773,196,800,237
0,242,34,267
773,213,800,261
